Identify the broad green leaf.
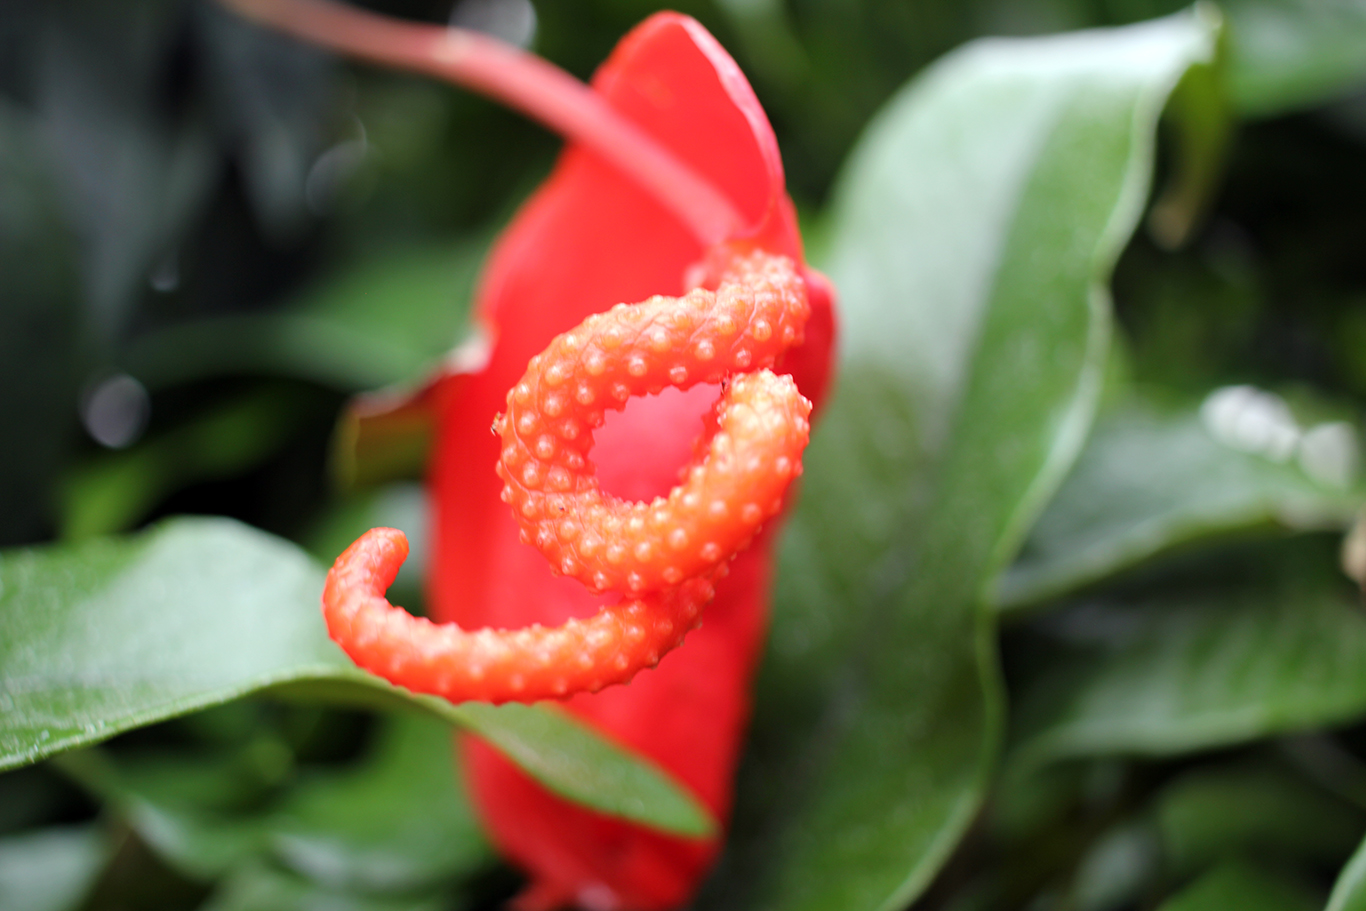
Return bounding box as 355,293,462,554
60,713,489,889
702,13,1219,911
1223,0,1366,117
0,517,712,837
122,241,483,393
999,394,1363,611
0,825,108,911
1012,539,1366,767
1330,834,1366,911
1156,859,1319,911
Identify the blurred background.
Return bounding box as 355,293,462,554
4,0,1366,909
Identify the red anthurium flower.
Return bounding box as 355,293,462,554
222,3,834,908
429,17,833,910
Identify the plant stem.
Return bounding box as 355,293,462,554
218,0,744,246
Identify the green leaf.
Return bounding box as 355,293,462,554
1330,833,1366,911
200,861,450,911
122,241,484,393
0,517,712,837
999,393,1363,611
1156,762,1365,875
0,825,108,911
1156,859,1319,911
1223,0,1366,118
702,13,1219,911
1012,539,1366,767
60,713,489,889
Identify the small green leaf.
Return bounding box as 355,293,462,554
703,13,1219,911
999,394,1362,611
1012,539,1366,766
0,518,712,836
1156,859,1319,911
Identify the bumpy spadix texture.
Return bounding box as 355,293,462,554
323,249,812,705
496,251,812,597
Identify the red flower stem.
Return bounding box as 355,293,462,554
217,0,744,246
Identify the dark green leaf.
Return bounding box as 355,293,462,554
703,13,1219,911
1156,860,1319,911
1012,540,1366,766
1000,394,1362,611
0,825,107,911
60,713,489,889
1156,762,1365,875
0,518,712,836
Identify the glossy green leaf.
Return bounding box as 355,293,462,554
702,13,1219,911
0,517,712,837
1013,539,1366,767
0,825,108,911
1329,833,1366,911
999,394,1363,611
1156,860,1319,911
122,241,483,393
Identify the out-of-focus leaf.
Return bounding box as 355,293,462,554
1069,820,1162,911
200,861,449,911
1156,859,1319,911
196,0,335,241
1157,762,1365,875
1223,0,1366,118
703,13,1219,911
123,242,483,393
1329,832,1366,911
0,825,108,911
1147,45,1231,248
37,0,218,337
999,394,1363,611
1012,539,1366,767
61,713,489,890
59,389,306,541
0,517,713,837
0,100,80,546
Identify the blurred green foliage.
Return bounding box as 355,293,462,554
2,0,1366,910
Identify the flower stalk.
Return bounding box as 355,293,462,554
218,0,744,245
